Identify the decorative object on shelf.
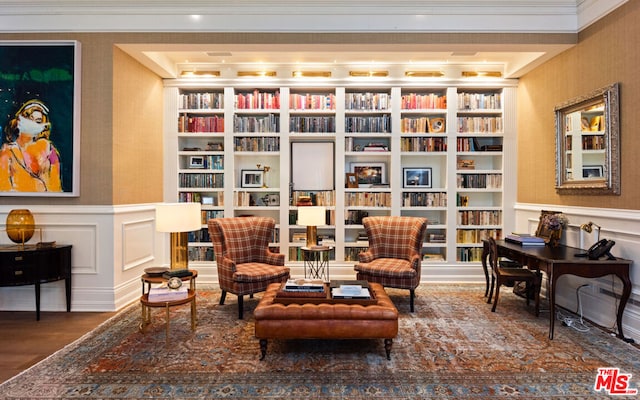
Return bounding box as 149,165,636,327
261,193,280,206
346,172,358,188
535,210,569,246
403,168,432,188
6,209,35,245
189,156,205,169
297,206,326,248
429,117,446,133
155,202,202,270
350,162,386,187
240,169,264,188
257,164,270,188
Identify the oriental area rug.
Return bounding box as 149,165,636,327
0,285,638,399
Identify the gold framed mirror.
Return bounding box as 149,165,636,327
555,83,620,195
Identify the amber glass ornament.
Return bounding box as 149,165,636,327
6,209,35,244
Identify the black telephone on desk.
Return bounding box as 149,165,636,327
576,239,616,260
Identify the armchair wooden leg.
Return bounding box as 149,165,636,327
219,290,227,305
238,295,244,319
409,289,415,312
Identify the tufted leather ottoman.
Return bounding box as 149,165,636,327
254,282,398,359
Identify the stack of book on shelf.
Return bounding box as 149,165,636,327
148,286,188,302
505,233,545,246
356,231,368,245
362,142,389,152
330,280,371,299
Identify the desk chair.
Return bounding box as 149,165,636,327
487,237,541,316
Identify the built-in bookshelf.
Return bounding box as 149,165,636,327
164,79,516,281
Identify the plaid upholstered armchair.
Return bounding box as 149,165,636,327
208,217,290,319
354,216,428,312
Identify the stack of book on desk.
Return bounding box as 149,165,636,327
505,233,546,246
148,286,188,302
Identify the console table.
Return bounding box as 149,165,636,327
0,244,72,320
495,240,632,342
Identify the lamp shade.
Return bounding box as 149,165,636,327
297,206,326,226
156,203,201,233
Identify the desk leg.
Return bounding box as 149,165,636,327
549,274,558,340
616,272,634,343
35,281,41,321
65,277,72,313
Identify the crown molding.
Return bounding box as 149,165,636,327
0,0,623,33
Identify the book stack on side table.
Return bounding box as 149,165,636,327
505,233,546,246
148,286,188,302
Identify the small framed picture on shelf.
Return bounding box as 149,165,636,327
189,156,205,169
429,118,446,133
201,196,214,205
350,162,386,187
403,167,432,188
241,169,264,188
582,165,603,179
345,173,359,188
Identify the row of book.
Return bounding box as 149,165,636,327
457,92,502,110
456,228,502,244
457,210,502,226
456,137,503,152
178,173,224,189
290,191,336,207
400,137,447,152
400,93,446,110
233,137,280,152
344,192,392,207
233,114,279,133
456,117,503,133
289,116,336,133
345,116,392,133
402,192,447,207
179,92,224,110
456,173,502,189
235,90,280,110
345,93,390,111
178,115,225,133
290,93,336,110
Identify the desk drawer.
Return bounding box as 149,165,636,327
0,253,37,285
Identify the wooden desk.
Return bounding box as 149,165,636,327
0,244,72,320
495,240,632,342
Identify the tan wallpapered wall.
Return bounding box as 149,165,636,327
517,0,640,209
112,47,164,205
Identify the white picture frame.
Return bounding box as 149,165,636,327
241,169,264,188
403,167,432,188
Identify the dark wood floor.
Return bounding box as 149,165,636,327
0,310,115,383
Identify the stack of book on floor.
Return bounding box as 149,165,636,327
148,286,188,302
505,233,546,246
330,280,371,299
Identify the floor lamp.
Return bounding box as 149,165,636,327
156,202,202,270
297,206,326,248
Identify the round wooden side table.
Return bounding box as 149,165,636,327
139,269,198,343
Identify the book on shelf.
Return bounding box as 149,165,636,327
505,233,545,246
148,286,188,302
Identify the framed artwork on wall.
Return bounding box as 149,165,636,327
0,41,81,197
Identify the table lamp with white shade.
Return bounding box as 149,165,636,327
156,202,202,270
297,206,326,248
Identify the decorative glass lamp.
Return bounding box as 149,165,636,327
155,203,202,270
6,209,36,248
297,206,326,248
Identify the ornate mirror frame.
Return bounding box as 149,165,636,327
555,82,620,195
